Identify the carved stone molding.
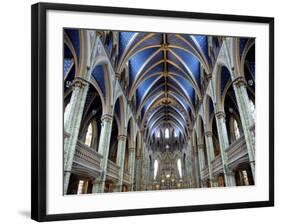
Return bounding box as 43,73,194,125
198,98,203,105
128,147,136,152
115,72,121,80
117,134,127,141
101,113,113,123
73,77,88,89
204,131,213,137
193,146,198,153
206,73,212,81
232,76,246,87
215,111,225,119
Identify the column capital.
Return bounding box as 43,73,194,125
73,77,88,89
115,72,121,80
117,134,127,141
215,111,225,119
204,131,213,137
128,147,136,152
206,73,212,81
101,113,113,123
232,76,246,87
193,146,198,153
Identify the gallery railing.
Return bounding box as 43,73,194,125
202,166,209,179
123,171,131,184
226,136,248,170
203,136,248,179
72,140,102,177
106,160,120,181
211,154,223,176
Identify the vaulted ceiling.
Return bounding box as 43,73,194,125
64,29,255,144
64,29,236,143
117,32,211,140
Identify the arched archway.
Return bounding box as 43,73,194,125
108,96,124,163
223,84,243,144
66,82,104,195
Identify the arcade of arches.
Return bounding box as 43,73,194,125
63,29,255,194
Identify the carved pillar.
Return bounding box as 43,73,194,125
215,111,236,186
142,147,149,190
113,135,127,192
135,132,144,191
194,150,201,188
128,147,136,191
92,114,113,193
204,131,215,186
232,76,255,181
197,144,205,187
192,145,200,188
63,78,89,195
135,155,142,191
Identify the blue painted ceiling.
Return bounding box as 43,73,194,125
64,29,80,62
63,29,226,141
117,32,212,138
63,59,73,78
220,66,231,95
91,65,106,96
239,38,249,58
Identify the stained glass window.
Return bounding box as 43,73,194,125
154,160,158,180
234,119,241,139
177,159,182,178
85,123,93,146
165,128,169,139
77,180,84,194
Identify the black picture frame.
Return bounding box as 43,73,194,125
31,2,274,222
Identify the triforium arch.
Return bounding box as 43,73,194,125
63,29,256,194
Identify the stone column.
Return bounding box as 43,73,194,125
142,148,149,190
135,155,142,191
197,143,206,187
232,76,255,181
135,132,144,191
215,111,236,186
113,135,127,192
92,114,113,193
128,147,136,191
185,150,193,187
192,147,200,188
63,78,89,195
204,131,215,186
